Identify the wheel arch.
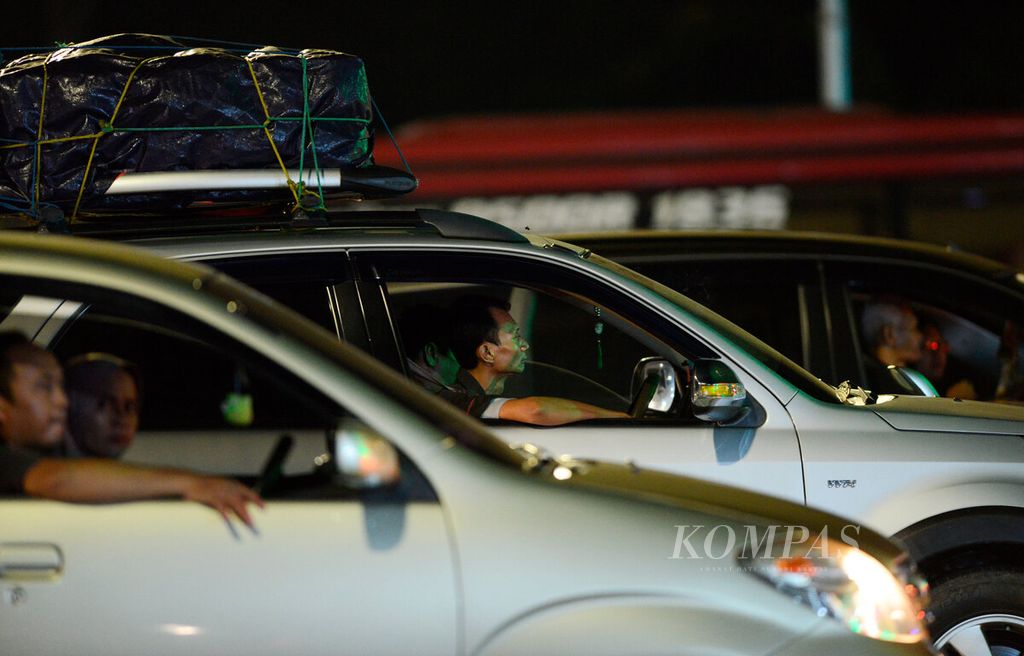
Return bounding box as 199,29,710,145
892,505,1024,586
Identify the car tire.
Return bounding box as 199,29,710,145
930,568,1024,655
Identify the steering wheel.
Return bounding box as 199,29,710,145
254,434,294,497
628,372,660,419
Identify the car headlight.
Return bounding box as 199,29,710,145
737,535,930,643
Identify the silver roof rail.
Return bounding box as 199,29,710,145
106,169,344,194
104,166,417,198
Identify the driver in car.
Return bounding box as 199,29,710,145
860,298,926,394
399,304,511,419
447,296,627,425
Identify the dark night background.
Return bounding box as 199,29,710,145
7,1,1024,126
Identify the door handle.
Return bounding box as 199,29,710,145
0,543,63,580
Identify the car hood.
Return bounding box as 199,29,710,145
515,448,904,566
872,395,1024,436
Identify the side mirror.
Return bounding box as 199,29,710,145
629,357,681,417
691,359,747,423
886,365,939,398
327,418,401,489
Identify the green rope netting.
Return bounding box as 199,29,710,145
0,38,377,220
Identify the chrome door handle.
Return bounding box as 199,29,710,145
0,543,63,580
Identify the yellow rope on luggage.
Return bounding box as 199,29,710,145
0,133,105,150
70,59,146,221
4,41,374,221
245,59,301,207
33,61,48,210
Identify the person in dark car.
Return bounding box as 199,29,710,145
916,323,977,400
400,301,625,425
859,298,925,395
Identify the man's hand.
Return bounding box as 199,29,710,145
183,475,265,528
24,459,265,528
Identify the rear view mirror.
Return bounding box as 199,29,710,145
329,418,401,489
691,359,747,423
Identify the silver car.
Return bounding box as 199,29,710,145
36,207,1023,654
0,232,932,655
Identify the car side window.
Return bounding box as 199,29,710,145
623,258,818,375
209,253,348,336
362,252,707,422
839,264,1024,402
2,279,433,501
388,282,652,410
50,300,333,431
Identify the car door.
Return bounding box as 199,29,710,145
349,248,806,504
0,282,457,656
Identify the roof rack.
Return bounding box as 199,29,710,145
0,165,418,231
416,209,527,243
20,207,528,244
104,165,417,198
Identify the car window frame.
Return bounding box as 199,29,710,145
0,273,442,501
607,252,832,382
349,247,734,424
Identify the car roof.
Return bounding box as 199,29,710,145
553,229,1021,282
19,207,523,241
124,225,527,259
16,207,558,266
45,208,1013,283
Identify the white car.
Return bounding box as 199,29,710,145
0,232,933,655
34,206,1023,654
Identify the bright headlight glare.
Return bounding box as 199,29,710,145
737,536,929,643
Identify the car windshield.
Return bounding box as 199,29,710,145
578,248,840,403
